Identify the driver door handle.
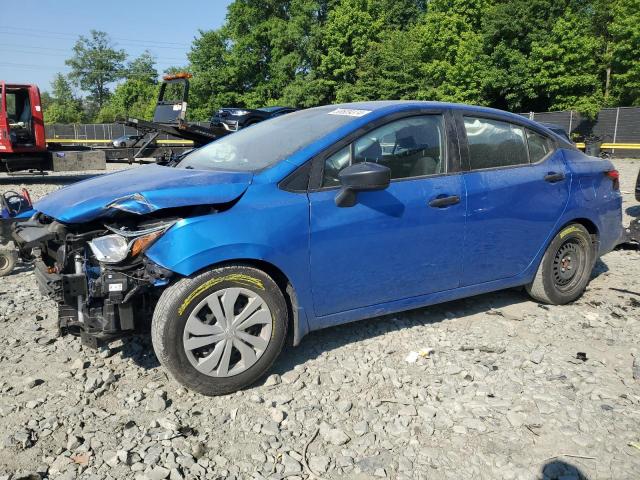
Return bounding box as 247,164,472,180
544,172,565,183
428,195,460,208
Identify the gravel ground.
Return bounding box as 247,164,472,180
0,160,639,480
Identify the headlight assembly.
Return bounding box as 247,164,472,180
89,221,174,264
130,230,165,257
88,234,129,263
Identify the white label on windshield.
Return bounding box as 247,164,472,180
172,104,182,111
328,108,371,117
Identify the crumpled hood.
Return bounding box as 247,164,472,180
35,164,253,223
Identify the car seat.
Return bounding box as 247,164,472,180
356,140,382,163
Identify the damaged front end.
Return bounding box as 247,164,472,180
13,212,176,347
10,164,252,347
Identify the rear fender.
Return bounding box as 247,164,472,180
560,149,622,254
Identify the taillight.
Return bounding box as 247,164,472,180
605,170,620,191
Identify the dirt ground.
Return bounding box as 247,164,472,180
0,159,638,480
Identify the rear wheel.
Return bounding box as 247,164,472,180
0,249,16,277
526,223,594,304
152,265,288,396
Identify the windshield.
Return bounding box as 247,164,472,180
178,106,362,171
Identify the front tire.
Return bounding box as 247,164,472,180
152,265,288,396
526,223,595,304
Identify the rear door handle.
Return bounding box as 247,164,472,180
428,195,460,208
544,172,565,183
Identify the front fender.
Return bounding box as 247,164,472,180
149,239,288,278
144,184,313,343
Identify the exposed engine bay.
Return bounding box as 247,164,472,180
13,212,176,346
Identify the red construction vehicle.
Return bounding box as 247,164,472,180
0,82,48,171
0,81,104,173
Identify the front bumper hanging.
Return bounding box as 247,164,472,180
33,258,135,344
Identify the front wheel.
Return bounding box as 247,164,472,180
151,265,288,396
526,223,595,304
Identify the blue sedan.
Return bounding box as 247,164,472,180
15,101,623,395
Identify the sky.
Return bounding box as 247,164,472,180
0,0,234,92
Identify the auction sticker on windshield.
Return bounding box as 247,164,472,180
328,108,372,117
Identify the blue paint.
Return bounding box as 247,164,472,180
15,209,35,219
460,150,571,285
31,101,623,344
308,174,466,316
34,164,252,224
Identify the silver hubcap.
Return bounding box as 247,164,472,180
182,287,272,377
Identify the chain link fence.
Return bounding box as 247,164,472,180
520,107,640,157
44,122,210,144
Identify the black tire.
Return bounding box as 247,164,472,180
526,224,595,304
151,265,288,396
0,249,16,277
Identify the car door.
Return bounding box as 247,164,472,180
458,113,570,286
308,112,466,317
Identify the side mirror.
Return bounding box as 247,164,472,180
335,162,391,207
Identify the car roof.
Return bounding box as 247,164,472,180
310,100,546,131
332,100,515,116
540,122,565,130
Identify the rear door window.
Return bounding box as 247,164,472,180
464,117,529,170
526,130,554,163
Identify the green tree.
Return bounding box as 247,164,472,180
350,4,489,104
127,51,159,83
480,0,590,111
527,10,604,117
43,73,83,124
176,0,640,116
66,30,127,110
318,0,384,101
96,79,158,122
428,0,490,29
349,29,422,101
40,91,53,112
96,52,160,122
606,0,640,105
187,29,239,120
187,0,332,114
225,0,329,106
414,11,490,104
